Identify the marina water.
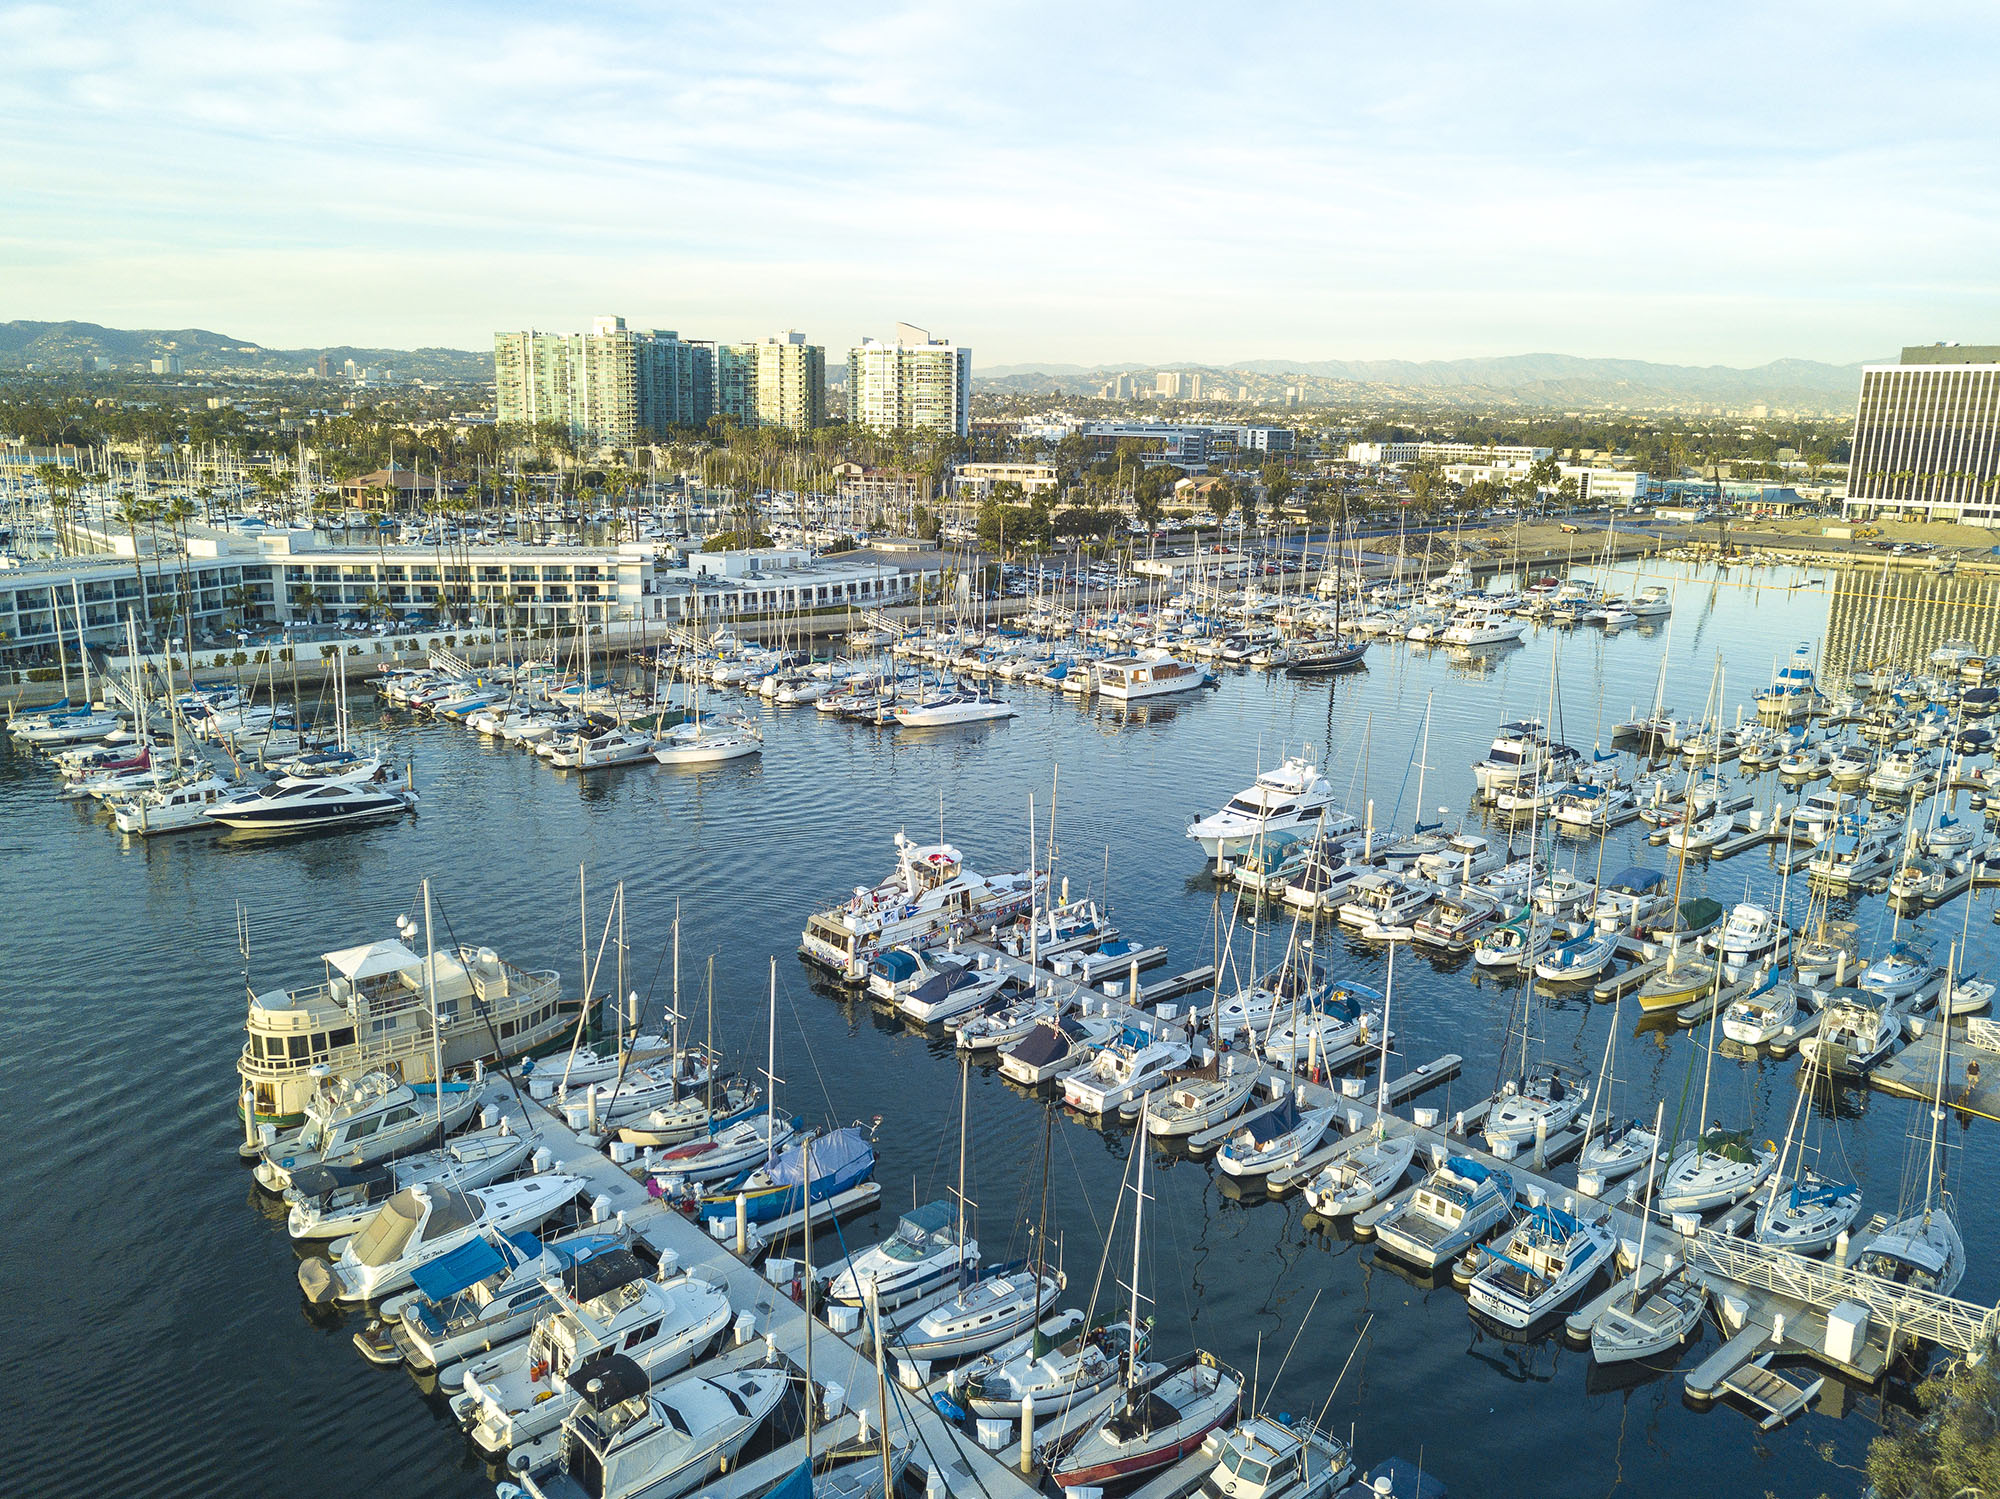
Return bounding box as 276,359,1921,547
5,559,1988,1497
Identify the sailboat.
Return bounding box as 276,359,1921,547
1752,1043,1862,1254
1302,945,1416,1216
1853,950,1966,1295
1590,1102,1709,1363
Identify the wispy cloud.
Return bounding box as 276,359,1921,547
0,1,1994,364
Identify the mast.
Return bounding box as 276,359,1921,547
765,956,779,1162
424,877,443,1145
1372,943,1395,1136
1627,1099,1666,1310
1126,1095,1149,1385
955,1051,971,1278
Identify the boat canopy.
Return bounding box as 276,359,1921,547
572,1351,652,1411
870,949,922,983
1445,1155,1493,1184
562,1247,652,1305
1243,1096,1302,1144
898,1199,957,1239
767,1128,874,1189
409,1228,541,1300
324,938,424,981
1009,1022,1075,1068
1608,866,1665,893
1524,1203,1583,1239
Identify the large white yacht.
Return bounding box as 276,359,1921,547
236,933,572,1131
1094,650,1210,701
799,831,1042,984
1187,756,1349,858
204,761,416,831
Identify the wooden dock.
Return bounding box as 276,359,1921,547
1867,1025,2000,1121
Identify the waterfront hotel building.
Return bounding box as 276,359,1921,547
1843,344,2000,526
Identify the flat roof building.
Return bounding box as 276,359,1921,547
1845,346,2000,525
846,325,971,435
495,316,714,448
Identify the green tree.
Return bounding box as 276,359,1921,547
1260,461,1295,506
112,492,154,640
1867,1358,2000,1499
1206,481,1236,527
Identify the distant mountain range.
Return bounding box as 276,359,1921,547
975,352,1874,414
0,321,491,382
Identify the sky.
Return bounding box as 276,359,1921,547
1,1,1996,369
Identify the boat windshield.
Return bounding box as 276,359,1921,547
1221,1451,1270,1483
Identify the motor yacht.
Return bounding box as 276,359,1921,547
254,1070,482,1190
501,1357,787,1497
1466,1203,1615,1327
1588,865,1672,934
205,762,416,830
1411,891,1500,952
825,1199,977,1308
1191,1414,1352,1499
1805,817,1901,887
1063,1031,1193,1115
1799,994,1904,1073
285,1122,533,1239
299,1174,587,1304
371,1224,635,1372
1336,872,1437,932
1373,1156,1515,1269
893,688,1018,726
1094,650,1209,701
112,772,236,834
1187,756,1344,859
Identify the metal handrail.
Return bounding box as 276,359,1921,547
1689,1227,1997,1356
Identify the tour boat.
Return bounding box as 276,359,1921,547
237,934,571,1131
1466,1203,1615,1327
298,1173,587,1304
500,1358,787,1498
1187,756,1344,858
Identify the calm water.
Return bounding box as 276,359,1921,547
6,560,1993,1498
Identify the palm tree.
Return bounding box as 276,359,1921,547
112,492,153,642
292,581,323,625
360,587,387,624
225,583,259,634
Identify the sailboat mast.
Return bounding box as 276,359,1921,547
423,877,443,1143
765,957,778,1161
1629,1099,1666,1310
1127,1096,1149,1384
956,1052,970,1272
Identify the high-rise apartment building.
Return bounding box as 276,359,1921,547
846,324,970,434
1154,371,1184,399
1845,344,2000,525
494,315,713,447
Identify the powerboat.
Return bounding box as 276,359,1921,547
298,1174,588,1304
372,1224,636,1372
1466,1203,1615,1327
455,1262,735,1456
825,1199,977,1309
1191,1414,1352,1499
501,1357,787,1497
1720,983,1803,1046
1799,995,1904,1074
1187,756,1343,859
892,688,1018,726
205,763,416,830
254,1071,481,1191
898,961,1009,1025
1588,866,1672,934
285,1123,534,1239
1711,903,1783,970
1374,1156,1515,1270
1063,1031,1193,1115
899,1265,1065,1362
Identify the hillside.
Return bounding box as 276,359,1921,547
0,320,491,382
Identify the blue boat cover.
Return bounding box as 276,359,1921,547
1244,1096,1302,1144
766,1127,874,1189
1525,1203,1581,1239
410,1234,510,1300
763,1462,813,1499
1445,1156,1491,1183
872,949,921,983
1607,866,1664,893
